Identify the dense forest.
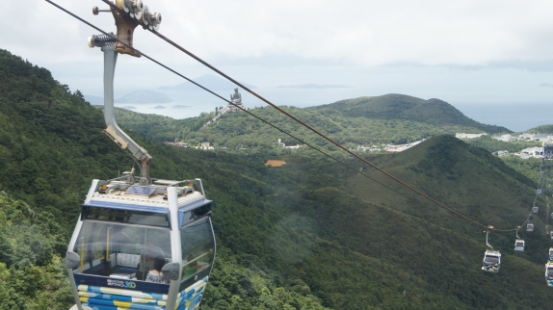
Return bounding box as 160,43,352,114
3,48,553,310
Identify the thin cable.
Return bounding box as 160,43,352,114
46,0,517,231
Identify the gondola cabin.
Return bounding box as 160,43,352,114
546,261,553,287
527,223,534,232
538,189,543,195
514,239,525,252
66,179,216,310
533,207,539,214
550,231,553,240
549,248,553,261
482,250,501,273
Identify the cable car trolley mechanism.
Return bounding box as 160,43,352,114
482,227,501,273
514,228,525,252
65,2,216,310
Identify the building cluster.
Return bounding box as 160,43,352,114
496,143,553,159
356,139,426,153
164,141,187,147
455,133,487,139
492,133,553,142
197,142,214,151
277,139,303,149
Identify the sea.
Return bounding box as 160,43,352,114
113,88,552,133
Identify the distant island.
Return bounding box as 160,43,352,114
173,105,194,109
153,105,166,109
116,90,173,104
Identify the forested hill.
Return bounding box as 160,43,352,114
525,124,553,134
308,94,511,133
3,47,553,310
111,94,511,153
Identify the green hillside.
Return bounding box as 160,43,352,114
525,125,553,134
3,48,553,310
110,97,511,155
309,94,511,133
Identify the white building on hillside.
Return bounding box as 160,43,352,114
456,133,487,139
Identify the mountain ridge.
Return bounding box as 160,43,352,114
308,93,512,134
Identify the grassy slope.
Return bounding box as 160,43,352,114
461,135,542,153
524,125,553,134
308,94,511,134
344,135,550,262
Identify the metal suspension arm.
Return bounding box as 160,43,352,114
485,227,493,250
103,46,152,185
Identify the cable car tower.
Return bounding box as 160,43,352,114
65,2,216,309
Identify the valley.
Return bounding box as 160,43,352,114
2,48,553,310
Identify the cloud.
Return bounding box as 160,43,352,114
278,84,348,89
8,0,553,69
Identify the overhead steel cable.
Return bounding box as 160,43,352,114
46,0,518,232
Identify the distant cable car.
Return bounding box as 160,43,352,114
549,248,553,261
550,231,553,239
514,229,525,252
514,239,525,252
482,251,501,273
538,189,543,195
482,227,501,273
533,207,539,213
545,261,553,287
527,223,534,232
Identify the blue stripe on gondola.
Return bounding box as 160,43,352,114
82,303,164,310
84,201,168,213
84,298,164,310
74,274,170,294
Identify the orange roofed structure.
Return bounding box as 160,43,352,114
265,160,286,167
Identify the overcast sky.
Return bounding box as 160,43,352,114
5,0,553,121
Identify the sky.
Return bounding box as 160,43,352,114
4,0,553,130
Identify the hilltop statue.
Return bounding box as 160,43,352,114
230,88,242,105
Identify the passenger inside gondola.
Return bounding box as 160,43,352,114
145,255,170,284
484,256,499,265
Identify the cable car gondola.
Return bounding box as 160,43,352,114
514,240,525,252
527,223,534,232
514,228,525,252
550,231,553,239
482,227,501,273
482,251,501,273
66,4,216,309
538,189,543,195
546,261,553,287
66,179,216,310
533,207,539,214
549,248,553,261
